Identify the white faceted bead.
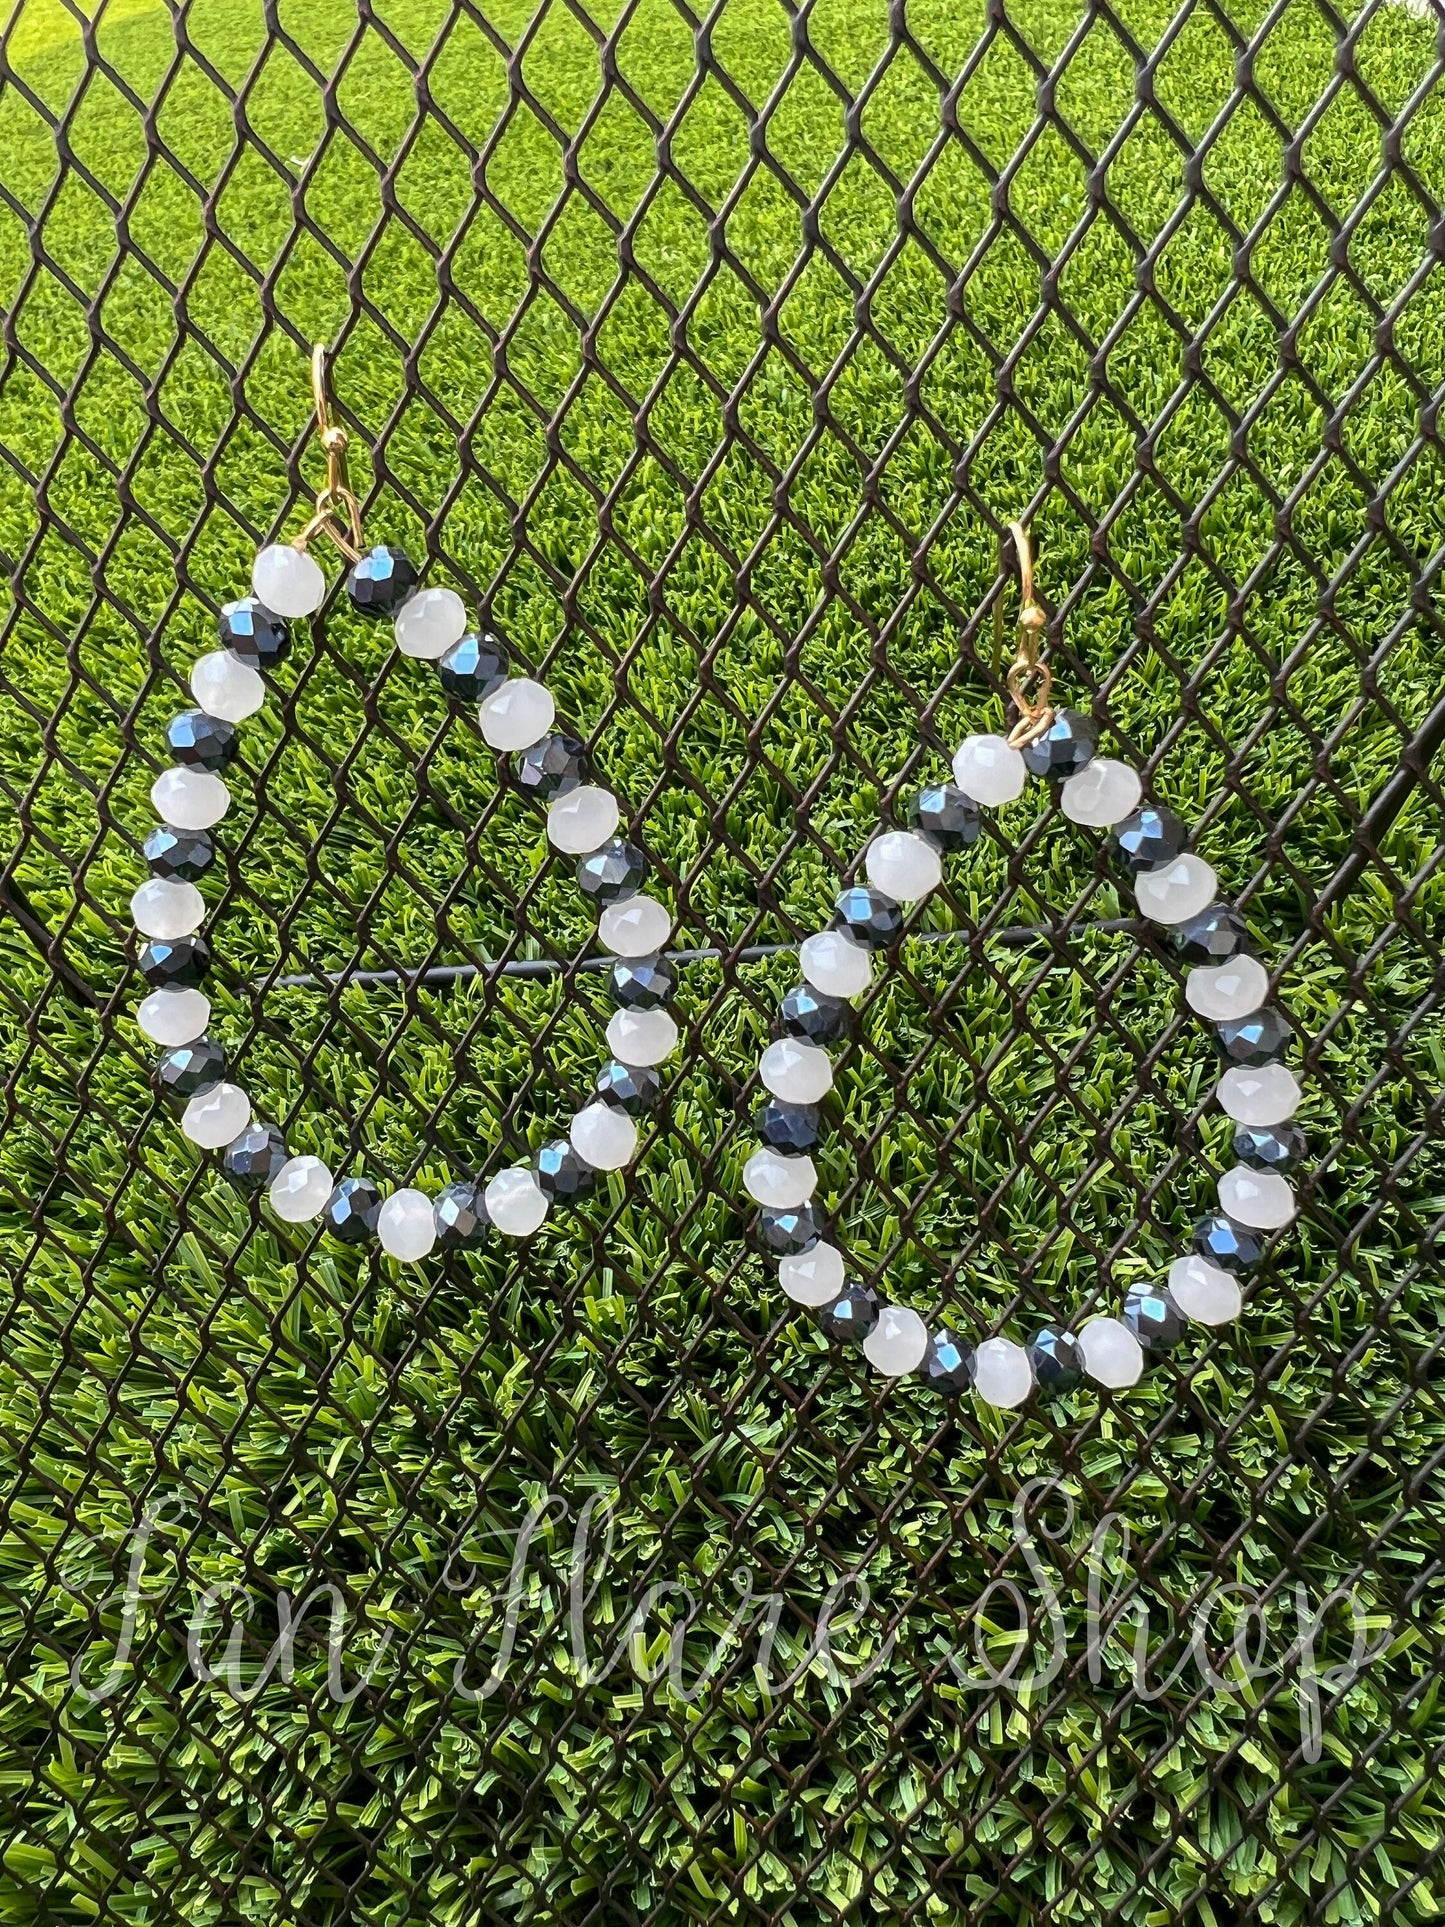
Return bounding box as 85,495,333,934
1167,1253,1243,1325
863,1304,929,1377
151,767,230,830
606,1007,678,1067
1218,1164,1297,1229
864,831,942,903
181,1081,251,1149
377,1187,438,1260
778,1242,846,1307
394,586,467,659
478,678,555,751
484,1166,549,1237
1060,757,1142,827
952,734,1026,805
1217,1063,1302,1126
799,929,872,1001
1186,956,1268,1022
569,1101,638,1171
598,894,672,957
972,1336,1033,1409
743,1147,817,1208
252,543,325,618
130,877,204,941
268,1155,334,1223
136,986,211,1046
191,650,265,723
546,786,620,855
1078,1316,1145,1388
759,1037,833,1106
1134,853,1218,925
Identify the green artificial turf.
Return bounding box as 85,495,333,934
0,0,1443,1919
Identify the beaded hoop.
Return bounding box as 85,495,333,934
128,348,678,1256
740,525,1306,1408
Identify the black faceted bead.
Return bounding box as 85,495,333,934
145,824,214,880
438,630,508,704
324,1176,383,1244
1111,806,1188,874
776,982,849,1044
1027,1325,1083,1393
219,596,290,668
754,1203,824,1256
595,1059,662,1114
576,839,647,904
535,1139,596,1203
512,732,587,803
1172,902,1247,964
154,1036,225,1101
1194,1213,1265,1274
924,1328,975,1394
166,708,238,771
1020,707,1099,781
907,783,981,852
1233,1121,1306,1172
137,934,211,988
609,953,674,1009
346,544,419,617
221,1121,288,1189
1215,1007,1291,1068
754,1098,821,1153
817,1285,880,1344
832,884,903,949
434,1178,490,1251
1121,1283,1184,1349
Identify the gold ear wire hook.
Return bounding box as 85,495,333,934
295,343,365,562
998,519,1053,749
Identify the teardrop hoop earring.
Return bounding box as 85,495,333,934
738,522,1309,1409
127,345,679,1256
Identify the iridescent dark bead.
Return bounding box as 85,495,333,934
1215,1007,1291,1067
512,732,587,803
1233,1121,1306,1171
137,934,211,988
1020,708,1099,781
595,1059,662,1113
324,1176,383,1244
924,1328,975,1394
832,884,903,949
576,839,647,904
166,709,237,771
776,982,849,1044
754,1203,824,1256
219,596,290,668
346,544,419,617
434,1178,490,1250
535,1139,595,1203
817,1285,880,1343
1194,1213,1265,1274
1027,1325,1083,1392
221,1121,288,1189
1111,806,1188,874
437,630,508,704
1121,1283,1184,1349
145,824,214,880
906,783,981,852
1172,903,1247,964
609,953,675,1009
154,1036,225,1100
754,1099,821,1153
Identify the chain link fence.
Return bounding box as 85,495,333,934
0,0,1443,1919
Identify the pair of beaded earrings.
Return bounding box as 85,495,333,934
125,349,1309,1413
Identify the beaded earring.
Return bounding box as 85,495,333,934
738,523,1307,1408
129,346,676,1255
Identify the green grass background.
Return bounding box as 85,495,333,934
0,0,1443,1919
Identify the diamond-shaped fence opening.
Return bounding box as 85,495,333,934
0,0,1443,1920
